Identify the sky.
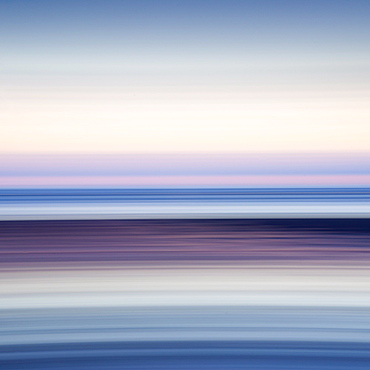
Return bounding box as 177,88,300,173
1,0,369,187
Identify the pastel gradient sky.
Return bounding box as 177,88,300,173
1,0,369,186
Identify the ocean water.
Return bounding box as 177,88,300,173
1,188,370,369
0,188,369,219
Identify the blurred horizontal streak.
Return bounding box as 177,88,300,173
0,188,369,220
1,306,370,344
1,219,370,264
1,341,370,370
0,203,370,221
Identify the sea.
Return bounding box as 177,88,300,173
0,187,369,219
1,188,370,369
